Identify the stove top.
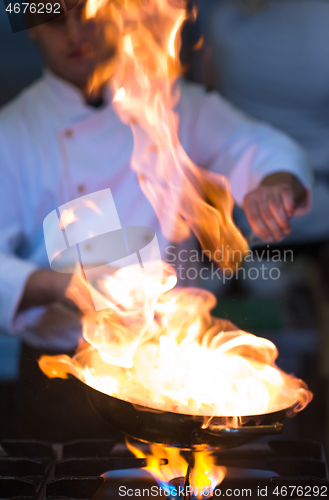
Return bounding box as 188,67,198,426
0,438,328,499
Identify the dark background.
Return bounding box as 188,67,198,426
0,6,42,107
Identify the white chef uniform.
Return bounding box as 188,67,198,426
0,69,312,349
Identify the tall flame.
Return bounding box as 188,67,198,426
126,439,226,498
84,0,248,269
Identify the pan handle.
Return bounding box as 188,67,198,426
204,422,283,438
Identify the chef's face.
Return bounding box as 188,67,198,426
28,0,106,88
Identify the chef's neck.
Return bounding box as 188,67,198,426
47,67,107,108
80,83,106,108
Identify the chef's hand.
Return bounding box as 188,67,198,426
19,268,96,314
243,172,307,242
18,271,85,344
18,270,78,313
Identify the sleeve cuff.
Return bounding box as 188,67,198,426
229,126,313,212
0,254,38,332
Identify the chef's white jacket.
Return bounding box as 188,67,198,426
0,69,312,346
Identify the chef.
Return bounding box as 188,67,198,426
0,0,312,350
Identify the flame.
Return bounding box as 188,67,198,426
39,0,312,464
83,199,104,215
39,261,312,419
127,439,188,485
113,86,126,102
126,439,226,498
85,0,107,18
168,10,186,58
192,36,204,51
83,0,248,270
59,208,77,229
191,452,226,498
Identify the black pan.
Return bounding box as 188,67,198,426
77,378,292,450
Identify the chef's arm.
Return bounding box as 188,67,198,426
0,167,37,329
0,250,38,330
0,166,74,330
0,253,78,330
179,84,313,242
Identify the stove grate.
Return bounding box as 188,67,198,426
0,438,165,499
0,439,328,500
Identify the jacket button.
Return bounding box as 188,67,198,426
64,129,73,138
77,184,85,193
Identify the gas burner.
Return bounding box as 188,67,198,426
0,438,328,499
178,439,329,500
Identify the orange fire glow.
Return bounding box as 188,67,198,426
40,0,312,427
82,199,104,215
39,261,312,418
84,0,248,269
126,439,226,498
59,208,77,230
39,0,313,492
